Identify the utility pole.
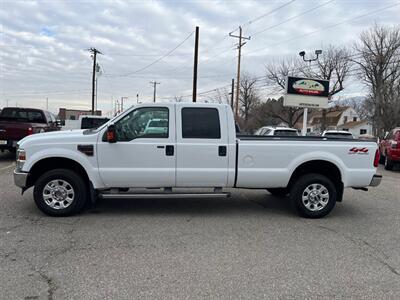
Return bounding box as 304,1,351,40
192,26,199,102
88,47,102,115
230,78,235,109
121,97,128,112
150,81,160,103
230,26,250,120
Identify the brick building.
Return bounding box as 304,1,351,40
58,108,101,121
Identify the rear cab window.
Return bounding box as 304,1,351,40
0,108,45,123
181,108,221,139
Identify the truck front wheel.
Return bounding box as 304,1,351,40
290,173,337,218
33,169,87,216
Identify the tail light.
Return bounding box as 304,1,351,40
391,141,399,149
374,149,380,168
27,127,33,135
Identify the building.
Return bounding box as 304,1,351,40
294,106,372,136
58,108,101,121
338,120,373,138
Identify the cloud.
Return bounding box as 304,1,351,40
0,0,399,115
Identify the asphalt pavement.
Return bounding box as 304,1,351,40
0,151,399,299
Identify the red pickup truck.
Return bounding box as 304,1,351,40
379,127,400,170
0,107,61,153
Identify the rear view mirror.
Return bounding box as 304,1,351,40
106,124,117,143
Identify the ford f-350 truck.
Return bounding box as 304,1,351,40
13,103,381,218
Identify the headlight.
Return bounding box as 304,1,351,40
16,149,26,171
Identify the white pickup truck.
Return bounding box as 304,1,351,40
13,103,381,218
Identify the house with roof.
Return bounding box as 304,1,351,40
294,106,372,137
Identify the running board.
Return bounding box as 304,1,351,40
98,192,231,200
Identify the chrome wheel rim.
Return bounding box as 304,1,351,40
43,179,75,209
302,183,329,212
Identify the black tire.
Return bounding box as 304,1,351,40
384,155,394,170
267,188,289,197
290,173,337,218
379,152,385,164
33,169,87,216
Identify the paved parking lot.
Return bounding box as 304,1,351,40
0,151,399,299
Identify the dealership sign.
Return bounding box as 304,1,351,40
284,76,329,108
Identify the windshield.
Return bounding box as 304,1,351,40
274,130,298,136
324,133,353,139
0,108,45,123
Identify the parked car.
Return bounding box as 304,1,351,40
14,103,381,218
379,127,400,170
322,130,354,139
0,107,60,153
254,126,299,136
143,118,168,135
62,115,110,131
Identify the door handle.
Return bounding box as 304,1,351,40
218,146,227,157
165,145,174,156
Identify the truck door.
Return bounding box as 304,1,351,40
175,104,229,187
97,105,176,188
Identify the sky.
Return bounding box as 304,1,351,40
1,0,399,116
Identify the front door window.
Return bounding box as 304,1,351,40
114,107,169,141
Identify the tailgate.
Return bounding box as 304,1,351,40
0,120,31,141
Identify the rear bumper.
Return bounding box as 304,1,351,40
13,170,28,188
0,140,18,150
369,174,382,187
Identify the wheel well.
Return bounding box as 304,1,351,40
288,160,344,201
27,157,89,188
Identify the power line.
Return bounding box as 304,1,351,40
241,0,297,27
249,0,335,37
109,31,194,78
246,2,400,56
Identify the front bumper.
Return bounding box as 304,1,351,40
13,170,28,188
369,174,382,187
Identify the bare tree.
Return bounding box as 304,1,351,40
239,74,260,128
265,58,304,126
354,24,400,136
300,45,352,131
174,96,184,102
265,45,352,131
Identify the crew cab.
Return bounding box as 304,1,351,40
13,103,381,218
0,107,60,152
379,127,400,170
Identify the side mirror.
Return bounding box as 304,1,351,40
106,124,117,143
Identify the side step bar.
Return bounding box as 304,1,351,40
98,192,231,200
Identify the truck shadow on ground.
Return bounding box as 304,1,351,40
0,151,16,161
85,194,358,219
86,193,296,218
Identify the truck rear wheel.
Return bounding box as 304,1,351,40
290,173,337,218
33,169,87,216
384,155,394,170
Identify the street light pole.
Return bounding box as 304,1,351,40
298,50,323,136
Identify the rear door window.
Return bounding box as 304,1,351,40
181,108,221,139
